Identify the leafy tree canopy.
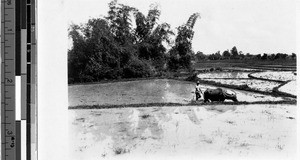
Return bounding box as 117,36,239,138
68,0,196,83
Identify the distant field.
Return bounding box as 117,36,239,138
193,60,296,71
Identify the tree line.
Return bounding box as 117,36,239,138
68,0,200,83
195,46,296,61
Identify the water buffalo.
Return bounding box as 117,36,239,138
204,88,238,102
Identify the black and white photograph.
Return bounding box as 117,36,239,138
65,0,298,159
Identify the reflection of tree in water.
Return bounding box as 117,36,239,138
105,108,163,152
109,107,181,152
135,108,163,139
109,109,139,151
71,106,208,155
70,109,139,154
178,107,202,125
70,110,119,153
71,106,213,156
152,107,174,123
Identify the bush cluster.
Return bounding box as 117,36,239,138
68,0,200,83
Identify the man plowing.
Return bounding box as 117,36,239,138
195,81,203,101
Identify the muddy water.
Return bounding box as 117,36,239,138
251,71,296,81
69,79,284,107
223,67,261,72
203,78,281,92
198,72,250,79
279,80,297,96
69,79,195,106
69,104,297,160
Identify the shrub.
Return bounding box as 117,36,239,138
123,58,152,78
216,67,223,71
185,72,199,81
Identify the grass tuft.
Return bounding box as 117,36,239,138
113,147,129,155
141,114,150,119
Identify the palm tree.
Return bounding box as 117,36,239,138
133,4,174,69
168,12,200,70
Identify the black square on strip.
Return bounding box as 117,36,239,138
27,64,31,83
27,84,31,103
16,0,21,75
27,5,31,42
27,45,31,62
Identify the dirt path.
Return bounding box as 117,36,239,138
69,104,297,160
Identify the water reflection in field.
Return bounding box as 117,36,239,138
69,104,296,160
69,79,194,106
69,79,284,107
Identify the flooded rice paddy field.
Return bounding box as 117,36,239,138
197,70,296,95
279,80,297,96
197,72,250,79
222,67,261,72
69,68,297,160
238,66,296,71
69,79,285,107
202,78,281,92
69,104,297,160
251,71,296,81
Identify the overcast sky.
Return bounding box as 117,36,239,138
66,0,297,54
